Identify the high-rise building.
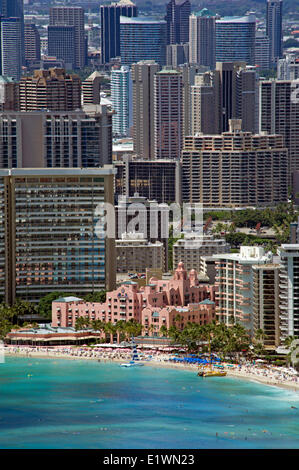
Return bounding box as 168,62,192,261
166,43,189,67
259,79,299,179
179,63,208,136
116,233,164,274
49,6,86,69
154,68,183,159
47,25,76,70
111,65,131,137
0,0,25,65
181,119,288,207
82,71,102,106
266,0,283,65
0,17,22,81
278,54,299,80
216,15,256,66
132,60,161,159
24,23,41,65
120,17,167,67
19,68,81,112
100,0,138,65
190,62,257,135
0,106,113,168
114,156,181,203
0,167,116,304
189,10,216,69
277,244,299,343
252,263,281,349
255,32,271,70
214,246,273,336
0,76,19,111
165,0,191,45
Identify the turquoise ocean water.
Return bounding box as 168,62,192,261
0,356,298,449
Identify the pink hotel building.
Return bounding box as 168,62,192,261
52,263,216,335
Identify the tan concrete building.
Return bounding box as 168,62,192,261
19,68,81,112
252,263,281,349
131,60,161,159
173,234,230,273
0,167,116,305
116,232,164,274
190,62,257,136
181,120,288,207
82,71,102,106
0,105,113,168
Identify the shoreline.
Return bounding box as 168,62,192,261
4,348,299,393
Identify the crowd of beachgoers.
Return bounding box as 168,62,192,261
4,345,299,391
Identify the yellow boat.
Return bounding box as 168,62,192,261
202,370,227,377
197,335,226,377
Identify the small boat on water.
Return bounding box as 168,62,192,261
120,338,144,368
197,335,226,377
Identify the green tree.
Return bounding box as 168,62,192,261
75,316,91,331
84,291,107,303
38,292,73,320
0,304,14,340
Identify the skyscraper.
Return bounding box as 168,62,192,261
49,6,86,69
154,68,183,160
216,15,256,66
189,10,216,69
266,0,283,65
100,0,138,65
165,0,191,45
82,71,102,106
190,62,257,135
0,0,25,65
132,60,161,159
120,17,167,67
0,167,116,304
260,79,299,180
0,17,22,80
48,25,76,70
111,65,131,137
24,23,41,65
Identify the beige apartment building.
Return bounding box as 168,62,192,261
0,167,116,305
173,234,230,273
181,119,288,207
116,232,164,274
0,105,113,168
19,68,81,112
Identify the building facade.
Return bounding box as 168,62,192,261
0,167,116,304
116,232,164,274
181,120,288,207
120,17,167,66
165,0,191,45
100,0,138,64
111,65,131,137
49,6,86,69
52,262,216,329
154,68,183,159
266,0,283,65
0,17,22,81
19,68,81,112
0,106,113,168
214,246,273,336
189,12,216,69
216,15,256,66
131,60,161,159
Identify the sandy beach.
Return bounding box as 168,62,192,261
4,346,299,393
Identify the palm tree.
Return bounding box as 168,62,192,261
159,325,168,338
75,316,90,331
